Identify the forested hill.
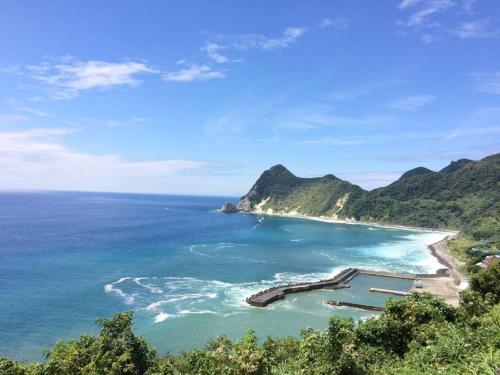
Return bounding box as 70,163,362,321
239,153,500,239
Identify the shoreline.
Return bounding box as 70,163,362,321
242,210,459,235
242,209,466,301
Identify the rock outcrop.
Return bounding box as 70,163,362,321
220,202,239,213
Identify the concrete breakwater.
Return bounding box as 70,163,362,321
246,268,358,307
246,267,450,308
327,300,385,312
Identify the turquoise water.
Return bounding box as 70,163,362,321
0,192,448,360
335,273,415,308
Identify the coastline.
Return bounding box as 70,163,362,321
242,209,459,235
428,233,466,286
242,209,466,302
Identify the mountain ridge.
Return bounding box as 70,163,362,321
239,153,500,239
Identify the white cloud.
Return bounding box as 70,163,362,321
0,114,28,124
473,71,500,94
27,59,157,99
452,19,499,38
163,65,225,82
260,27,307,50
297,127,500,145
0,128,211,192
337,171,403,189
386,95,436,111
105,117,147,128
204,112,245,137
319,17,349,29
202,42,229,63
399,0,424,9
16,107,49,117
420,33,437,43
226,27,307,52
330,80,405,101
398,0,455,27
461,0,478,14
283,113,395,130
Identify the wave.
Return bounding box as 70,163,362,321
290,238,304,242
187,244,214,258
104,229,444,322
104,280,135,305
133,278,163,294
154,312,172,323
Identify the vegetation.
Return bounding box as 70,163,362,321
2,262,499,374
240,153,500,241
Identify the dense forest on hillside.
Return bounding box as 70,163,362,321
2,263,499,374
239,153,500,241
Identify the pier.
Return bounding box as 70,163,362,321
369,287,411,296
327,300,385,312
246,268,358,307
246,266,455,308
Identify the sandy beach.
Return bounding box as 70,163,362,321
243,209,459,235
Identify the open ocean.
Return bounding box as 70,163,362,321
0,191,448,361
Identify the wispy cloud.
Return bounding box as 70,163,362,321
399,0,424,10
337,171,403,189
461,0,478,14
105,117,148,128
281,112,395,130
26,58,157,99
318,17,349,29
0,114,29,124
202,42,229,63
297,126,500,145
163,64,225,82
386,94,436,111
397,0,499,42
215,27,308,52
258,27,307,51
452,19,500,38
473,71,500,94
0,128,211,192
398,0,455,27
329,79,405,101
16,107,49,117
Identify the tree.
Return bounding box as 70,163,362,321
43,311,157,374
469,260,500,302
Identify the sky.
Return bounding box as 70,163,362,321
1,0,499,196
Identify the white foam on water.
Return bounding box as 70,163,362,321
115,277,131,284
177,309,216,316
133,278,163,294
104,283,135,305
187,244,214,258
154,312,172,323
215,242,249,249
353,230,450,273
291,238,304,242
104,228,451,324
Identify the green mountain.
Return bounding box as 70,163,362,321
239,153,500,239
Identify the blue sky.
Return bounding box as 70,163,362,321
1,0,499,195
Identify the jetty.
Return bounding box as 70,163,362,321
245,267,453,308
246,268,358,307
327,300,384,312
369,287,411,296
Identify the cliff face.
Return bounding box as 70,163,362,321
238,164,363,218
239,153,500,239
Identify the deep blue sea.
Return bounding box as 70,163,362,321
0,191,448,361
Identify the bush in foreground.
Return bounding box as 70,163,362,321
1,263,499,374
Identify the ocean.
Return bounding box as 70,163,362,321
0,191,448,360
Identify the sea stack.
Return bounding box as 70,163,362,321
220,202,239,213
